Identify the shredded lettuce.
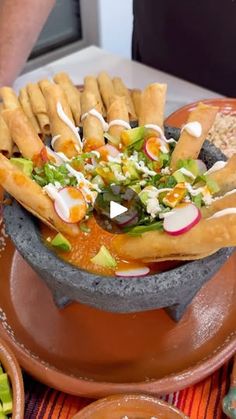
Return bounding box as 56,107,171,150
32,163,77,187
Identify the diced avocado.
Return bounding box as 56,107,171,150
91,175,105,188
121,126,146,146
96,166,117,183
205,176,220,194
139,186,157,205
177,159,199,177
193,193,203,208
10,157,33,176
173,170,186,183
51,233,72,252
91,245,117,268
129,184,141,194
122,161,139,180
0,374,12,415
104,132,120,147
2,401,12,416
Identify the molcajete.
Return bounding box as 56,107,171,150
3,127,233,321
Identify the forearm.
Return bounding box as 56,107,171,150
0,0,56,87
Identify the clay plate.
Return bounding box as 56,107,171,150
0,227,236,397
73,394,188,418
0,336,25,419
165,98,236,127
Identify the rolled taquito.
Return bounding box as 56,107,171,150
0,104,13,157
0,153,79,236
97,72,115,112
113,77,137,120
201,190,236,218
113,214,236,261
206,154,236,196
81,90,105,151
170,103,218,171
53,72,81,126
27,83,50,135
0,86,20,109
18,87,42,137
131,89,141,119
107,95,130,146
2,107,44,160
138,83,167,129
84,75,106,116
43,83,82,158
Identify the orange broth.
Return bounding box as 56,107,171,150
41,217,181,276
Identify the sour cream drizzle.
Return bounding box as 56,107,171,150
56,102,83,150
81,108,108,131
181,121,202,138
205,160,227,175
44,183,70,220
208,208,236,219
108,119,131,130
51,135,61,149
65,164,100,203
179,168,196,179
144,124,177,144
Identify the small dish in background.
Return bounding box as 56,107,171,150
0,337,24,419
72,394,189,419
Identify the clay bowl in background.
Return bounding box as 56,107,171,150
0,337,25,419
73,394,189,419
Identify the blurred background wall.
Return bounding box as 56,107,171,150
24,0,133,73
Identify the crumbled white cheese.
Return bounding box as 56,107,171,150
146,197,161,218
161,166,171,175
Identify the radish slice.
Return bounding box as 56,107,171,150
144,137,169,161
54,186,87,223
163,203,201,236
196,159,207,174
115,265,150,277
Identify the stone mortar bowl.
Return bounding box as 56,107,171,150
3,127,234,321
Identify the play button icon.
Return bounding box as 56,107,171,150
110,201,128,219
94,185,142,234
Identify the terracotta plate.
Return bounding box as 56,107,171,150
73,394,188,418
0,223,236,397
165,98,236,127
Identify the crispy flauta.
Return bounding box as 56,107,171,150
131,89,141,119
208,154,236,195
81,90,105,151
18,87,42,137
138,83,167,129
2,107,44,159
0,104,13,158
84,75,106,116
0,153,79,236
0,86,20,110
113,77,137,120
42,83,81,158
201,190,236,218
53,72,81,126
107,95,130,146
113,214,236,261
170,103,218,171
27,83,50,135
97,72,115,112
